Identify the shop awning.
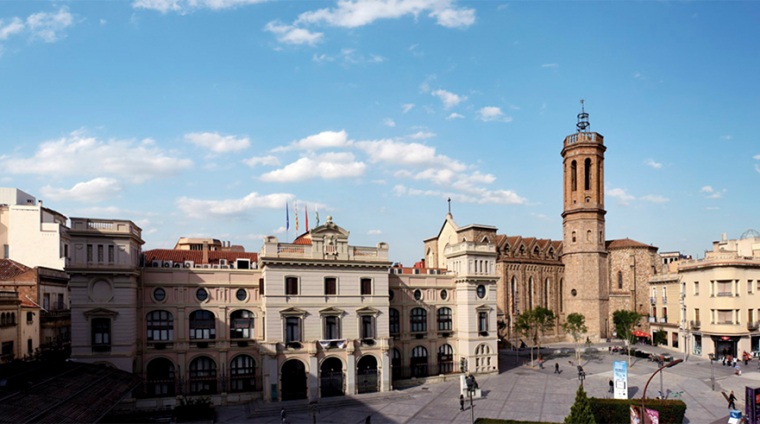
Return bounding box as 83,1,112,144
633,331,651,337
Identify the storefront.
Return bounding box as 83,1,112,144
712,335,740,358
693,334,702,356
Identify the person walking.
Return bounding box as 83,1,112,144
280,407,288,424
728,391,738,410
459,394,465,411
609,379,614,394
554,363,560,374
722,355,726,366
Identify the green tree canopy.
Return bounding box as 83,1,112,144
565,383,596,424
562,313,588,360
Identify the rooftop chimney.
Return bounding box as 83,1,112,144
202,241,209,264
722,233,727,242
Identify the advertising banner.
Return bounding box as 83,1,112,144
746,386,760,424
630,406,660,424
614,361,628,399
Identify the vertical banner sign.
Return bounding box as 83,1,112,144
645,408,660,424
746,386,760,424
614,361,628,399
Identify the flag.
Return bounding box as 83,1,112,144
305,203,309,231
295,201,299,232
286,202,289,231
315,203,320,226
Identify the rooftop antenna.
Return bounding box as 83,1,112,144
576,99,590,133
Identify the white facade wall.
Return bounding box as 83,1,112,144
1,204,68,270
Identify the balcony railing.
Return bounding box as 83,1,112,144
648,317,656,323
649,297,656,304
690,320,701,329
748,322,759,330
717,292,734,297
662,297,668,304
659,317,667,323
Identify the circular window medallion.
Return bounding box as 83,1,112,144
389,290,394,301
236,288,247,301
196,288,209,302
413,289,422,301
571,289,577,297
153,288,166,302
440,289,448,300
477,285,486,299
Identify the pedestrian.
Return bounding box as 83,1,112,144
745,352,749,366
555,363,560,374
281,407,287,424
459,394,465,411
722,356,726,366
728,391,738,410
735,363,742,376
609,379,614,394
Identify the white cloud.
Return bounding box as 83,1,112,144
184,132,250,153
753,154,760,160
382,118,396,127
356,139,465,171
606,187,635,206
294,0,476,29
541,63,558,68
26,7,74,43
0,129,193,183
477,106,512,122
313,53,334,63
242,155,280,167
756,164,760,174
644,158,662,169
40,177,122,203
721,135,732,140
260,152,366,182
100,19,107,25
177,192,294,219
133,0,266,13
264,21,323,46
701,186,725,199
372,179,386,185
0,18,25,40
393,184,524,205
407,131,435,140
640,194,669,203
369,54,386,63
402,103,415,113
446,113,465,120
700,185,714,193
273,130,351,152
272,226,287,234
431,89,466,109
367,229,382,235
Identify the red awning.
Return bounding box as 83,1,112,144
633,331,651,338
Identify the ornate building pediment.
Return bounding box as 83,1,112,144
280,307,307,317
83,307,119,320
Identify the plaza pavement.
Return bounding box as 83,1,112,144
216,343,754,423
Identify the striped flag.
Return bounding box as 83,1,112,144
286,201,289,231
295,201,299,232
305,203,309,231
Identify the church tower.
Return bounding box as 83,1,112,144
561,102,609,340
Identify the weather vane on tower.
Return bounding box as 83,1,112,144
576,99,590,133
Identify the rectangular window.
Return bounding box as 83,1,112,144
749,309,754,324
750,280,755,294
57,294,63,310
87,244,93,262
695,309,700,322
285,317,301,343
26,312,33,324
1,341,13,360
27,339,32,355
324,277,337,295
43,294,50,310
108,245,114,263
285,277,298,295
672,332,679,348
478,312,488,332
259,278,264,296
718,310,733,324
717,281,732,297
97,245,104,262
361,316,374,339
3,244,9,259
694,282,699,296
389,310,400,335
324,316,340,339
437,308,452,331
91,318,111,351
361,278,372,295
64,244,69,259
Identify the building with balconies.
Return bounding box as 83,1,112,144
647,262,682,352
680,230,760,360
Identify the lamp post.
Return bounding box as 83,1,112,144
466,375,475,424
577,366,585,386
642,359,683,416
708,353,715,391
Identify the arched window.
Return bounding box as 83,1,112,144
534,246,540,257
572,231,577,243
437,307,452,331
544,278,550,308
189,356,217,394
474,343,493,373
189,310,216,340
571,160,577,191
230,310,254,339
230,355,257,392
510,277,517,314
146,358,175,397
411,346,428,377
584,158,591,191
389,308,400,335
438,344,454,374
617,272,623,290
528,278,534,309
147,310,174,341
410,308,427,333
391,348,402,380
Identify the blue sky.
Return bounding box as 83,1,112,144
1,0,758,263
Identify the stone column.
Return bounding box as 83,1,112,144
381,349,390,392
309,355,319,402
346,353,356,395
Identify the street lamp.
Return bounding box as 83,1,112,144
465,375,476,424
577,365,586,385
642,359,683,416
708,353,715,391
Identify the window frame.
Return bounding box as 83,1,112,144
91,318,111,351
360,278,372,295
478,311,489,333
285,276,299,296
230,309,255,339
389,308,400,335
146,310,174,341
437,307,452,331
410,307,427,333
235,288,248,302
324,277,338,296
285,316,302,343
189,310,216,340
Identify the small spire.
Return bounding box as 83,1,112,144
576,99,590,133
447,197,451,214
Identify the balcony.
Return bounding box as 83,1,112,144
659,317,668,324
649,297,656,304
648,317,656,323
662,297,668,304
690,320,701,329
717,292,734,297
748,322,759,331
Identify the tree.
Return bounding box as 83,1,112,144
562,313,588,361
564,384,596,424
653,326,667,346
613,309,643,365
516,307,556,367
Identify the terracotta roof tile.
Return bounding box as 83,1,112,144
292,233,312,245
143,249,258,264
0,259,32,280
606,238,656,250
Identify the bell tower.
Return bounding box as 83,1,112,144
561,101,609,340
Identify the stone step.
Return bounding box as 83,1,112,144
245,391,413,418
